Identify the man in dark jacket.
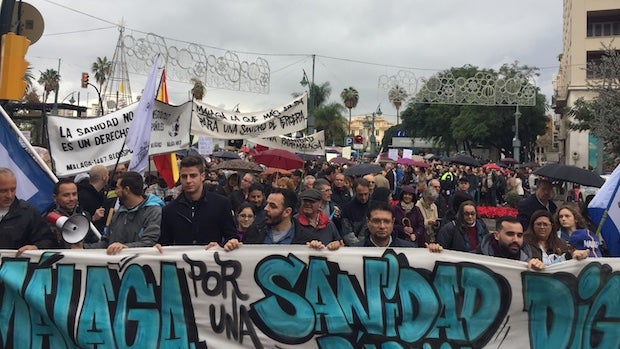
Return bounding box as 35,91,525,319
355,201,416,247
77,164,108,230
477,216,544,270
0,167,57,253
517,179,557,229
341,178,372,245
159,156,236,247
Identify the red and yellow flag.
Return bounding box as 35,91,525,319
152,69,180,188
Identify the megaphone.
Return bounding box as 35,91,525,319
46,212,91,244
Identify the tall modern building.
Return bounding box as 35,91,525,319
553,0,620,169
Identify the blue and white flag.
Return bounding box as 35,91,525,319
126,56,159,174
588,164,620,256
0,112,55,213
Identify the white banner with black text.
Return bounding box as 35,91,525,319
249,130,325,155
47,101,192,176
191,94,308,140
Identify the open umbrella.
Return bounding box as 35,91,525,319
330,156,353,165
176,147,201,158
253,149,304,170
446,154,481,167
212,151,240,160
343,163,383,177
397,158,414,166
500,157,518,165
212,159,264,173
482,163,502,170
534,163,605,188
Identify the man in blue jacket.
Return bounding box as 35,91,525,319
159,156,236,247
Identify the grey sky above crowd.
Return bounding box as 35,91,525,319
27,0,563,121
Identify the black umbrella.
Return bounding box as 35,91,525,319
343,163,383,177
534,163,605,188
212,159,264,173
212,151,240,160
176,147,201,158
446,154,481,167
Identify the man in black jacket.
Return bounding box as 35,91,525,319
517,179,557,229
159,156,236,247
355,201,416,247
0,167,57,254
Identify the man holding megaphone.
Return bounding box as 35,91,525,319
47,178,100,247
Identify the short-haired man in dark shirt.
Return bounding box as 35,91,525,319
355,201,416,247
159,156,236,248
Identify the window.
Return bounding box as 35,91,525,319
587,10,620,37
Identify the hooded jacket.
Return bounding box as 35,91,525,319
85,194,164,249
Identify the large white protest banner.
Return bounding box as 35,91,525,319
191,94,308,139
249,130,325,155
1,246,618,348
47,101,192,176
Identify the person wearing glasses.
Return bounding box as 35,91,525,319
524,210,588,265
235,202,255,242
435,200,489,253
354,201,416,247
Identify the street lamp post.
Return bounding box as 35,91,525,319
512,105,521,163
371,104,382,154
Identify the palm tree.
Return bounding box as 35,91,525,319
37,69,60,103
24,65,36,96
314,103,347,145
190,77,205,100
388,85,408,125
91,56,111,91
340,87,359,136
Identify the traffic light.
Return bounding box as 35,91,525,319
81,72,89,88
0,32,30,100
354,135,364,144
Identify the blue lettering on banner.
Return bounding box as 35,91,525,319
0,253,204,349
249,250,511,347
522,263,620,349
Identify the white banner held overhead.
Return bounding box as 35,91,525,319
249,130,325,156
191,94,308,139
47,101,192,176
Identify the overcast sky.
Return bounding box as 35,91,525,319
25,0,563,122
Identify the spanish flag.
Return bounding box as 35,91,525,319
152,69,180,188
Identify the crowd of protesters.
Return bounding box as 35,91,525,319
0,149,607,270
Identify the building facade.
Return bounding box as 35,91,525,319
350,115,395,152
553,0,620,169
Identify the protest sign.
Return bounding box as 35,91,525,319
1,246,618,348
47,101,192,176
249,130,325,156
191,94,308,139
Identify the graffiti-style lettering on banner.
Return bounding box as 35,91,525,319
249,130,325,156
47,101,192,176
191,94,308,139
1,247,618,348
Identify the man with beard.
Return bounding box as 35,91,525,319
427,215,545,270
159,156,237,248
50,178,100,246
247,183,266,223
84,171,164,254
341,178,372,246
227,188,298,247
477,216,545,270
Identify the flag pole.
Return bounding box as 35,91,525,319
0,105,56,181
